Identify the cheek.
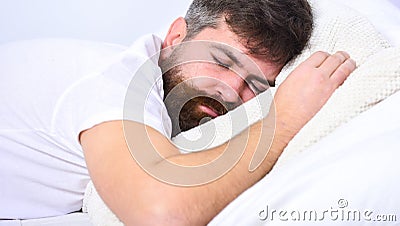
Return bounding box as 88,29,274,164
181,62,221,90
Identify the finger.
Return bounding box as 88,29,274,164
319,51,350,76
301,51,331,68
330,58,356,86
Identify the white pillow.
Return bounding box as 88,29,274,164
277,46,400,165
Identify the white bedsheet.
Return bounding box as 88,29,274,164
210,90,400,226
0,213,92,226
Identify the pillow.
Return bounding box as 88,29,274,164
272,0,399,165
277,46,400,166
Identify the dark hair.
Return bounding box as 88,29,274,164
184,0,313,65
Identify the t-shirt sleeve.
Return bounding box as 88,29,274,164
52,50,172,151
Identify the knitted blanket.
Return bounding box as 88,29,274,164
82,1,400,225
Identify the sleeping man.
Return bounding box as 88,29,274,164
0,0,356,225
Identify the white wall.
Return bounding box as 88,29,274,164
389,0,400,8
333,0,400,46
0,0,192,45
1,0,399,46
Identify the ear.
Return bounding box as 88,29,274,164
162,17,188,49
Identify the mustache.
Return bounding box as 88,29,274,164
166,91,238,122
176,95,235,136
185,95,237,116
165,79,239,116
164,86,240,136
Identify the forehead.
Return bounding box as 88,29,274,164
190,21,247,53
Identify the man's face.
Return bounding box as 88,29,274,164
162,20,282,136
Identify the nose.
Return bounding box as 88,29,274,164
217,74,255,104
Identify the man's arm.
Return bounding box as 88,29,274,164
81,51,356,225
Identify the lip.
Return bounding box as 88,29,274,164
198,104,219,118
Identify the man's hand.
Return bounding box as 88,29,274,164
274,51,356,140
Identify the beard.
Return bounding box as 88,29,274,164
162,66,236,137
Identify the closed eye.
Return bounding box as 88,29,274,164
246,82,263,94
246,74,271,94
211,54,232,69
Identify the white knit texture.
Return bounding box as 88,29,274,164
82,1,400,225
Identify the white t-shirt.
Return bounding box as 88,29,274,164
0,35,171,219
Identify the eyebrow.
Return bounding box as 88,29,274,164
210,44,244,68
210,44,276,87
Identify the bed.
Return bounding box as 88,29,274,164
1,0,400,225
